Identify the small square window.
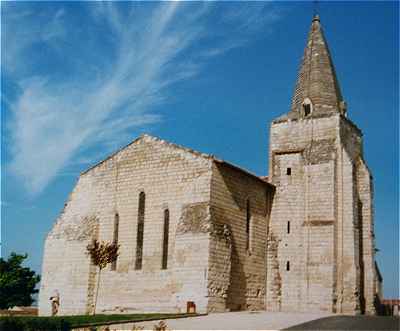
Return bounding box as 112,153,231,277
286,168,291,176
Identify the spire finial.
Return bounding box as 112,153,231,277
313,0,320,20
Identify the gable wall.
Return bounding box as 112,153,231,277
39,136,213,315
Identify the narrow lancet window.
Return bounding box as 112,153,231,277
135,192,145,270
287,221,290,234
302,98,313,117
303,103,311,116
111,213,119,271
162,209,170,269
246,199,251,251
286,261,290,271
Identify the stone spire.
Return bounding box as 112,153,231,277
290,15,345,117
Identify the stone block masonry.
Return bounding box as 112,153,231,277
40,135,214,315
209,162,273,312
266,112,378,315
39,135,274,316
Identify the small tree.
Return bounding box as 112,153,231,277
0,253,40,309
86,239,119,315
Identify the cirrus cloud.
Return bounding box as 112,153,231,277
2,1,282,195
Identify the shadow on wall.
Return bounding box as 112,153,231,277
211,162,275,311
226,236,247,311
215,162,249,311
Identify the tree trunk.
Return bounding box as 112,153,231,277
93,267,102,315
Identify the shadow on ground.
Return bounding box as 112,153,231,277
285,315,400,331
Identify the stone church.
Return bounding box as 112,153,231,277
39,16,382,316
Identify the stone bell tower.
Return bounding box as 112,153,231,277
266,15,378,314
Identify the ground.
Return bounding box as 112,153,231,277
100,311,331,330
285,315,400,331
95,312,400,331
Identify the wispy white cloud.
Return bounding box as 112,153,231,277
3,1,283,196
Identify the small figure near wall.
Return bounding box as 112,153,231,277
49,290,60,316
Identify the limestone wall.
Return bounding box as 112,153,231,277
267,115,338,313
269,152,306,312
206,222,232,312
303,161,336,311
356,159,376,314
267,113,376,315
338,118,376,314
268,115,339,172
335,145,360,314
39,176,99,316
39,238,92,316
39,135,213,315
209,162,273,312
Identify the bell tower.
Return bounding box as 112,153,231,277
266,15,378,315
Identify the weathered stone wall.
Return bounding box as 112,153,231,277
267,116,338,313
266,232,281,311
270,152,307,311
39,135,214,316
338,118,376,315
335,145,360,314
356,159,376,314
209,162,273,312
303,161,336,311
206,222,232,312
39,179,100,316
267,113,377,315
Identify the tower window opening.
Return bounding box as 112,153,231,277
246,199,252,251
303,103,311,116
162,209,170,270
302,98,313,117
286,261,290,271
135,192,145,270
287,167,292,176
111,213,119,271
287,221,290,234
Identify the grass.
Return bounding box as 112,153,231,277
63,313,193,327
0,313,196,328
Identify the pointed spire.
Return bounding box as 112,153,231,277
290,15,345,116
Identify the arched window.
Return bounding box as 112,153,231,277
303,103,311,116
111,213,119,271
162,209,170,270
286,261,290,271
135,192,145,270
302,98,313,117
246,199,251,251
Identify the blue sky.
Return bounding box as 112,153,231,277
1,1,398,298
